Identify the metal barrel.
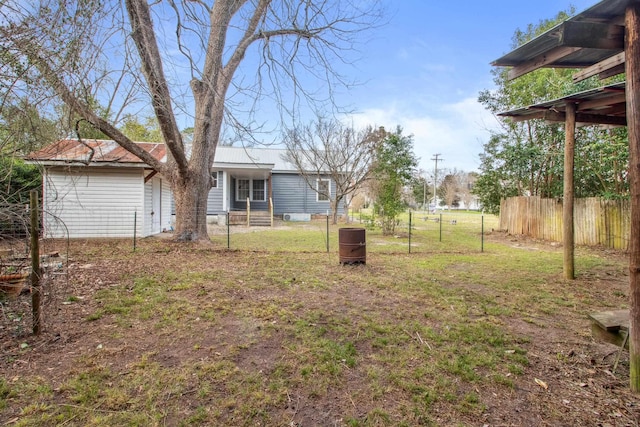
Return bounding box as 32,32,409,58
338,227,366,264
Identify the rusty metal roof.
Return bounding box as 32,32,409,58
499,81,627,125
25,139,166,166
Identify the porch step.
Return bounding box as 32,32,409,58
250,217,272,227
228,211,272,226
250,211,272,227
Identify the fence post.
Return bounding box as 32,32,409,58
30,190,42,335
481,214,484,253
439,213,443,242
326,212,330,253
133,211,137,252
227,211,230,249
409,211,412,254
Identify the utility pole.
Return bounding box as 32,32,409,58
431,154,443,209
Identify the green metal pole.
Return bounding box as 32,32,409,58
409,211,412,254
227,212,230,249
481,214,484,253
439,213,442,242
133,211,137,252
326,213,330,253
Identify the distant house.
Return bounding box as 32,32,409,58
26,140,340,238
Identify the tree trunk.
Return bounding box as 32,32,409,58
332,198,341,224
171,169,211,242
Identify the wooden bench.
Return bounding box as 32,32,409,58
589,309,629,349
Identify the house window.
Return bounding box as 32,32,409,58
211,171,221,188
237,179,250,200
252,179,266,201
236,178,266,201
317,179,330,202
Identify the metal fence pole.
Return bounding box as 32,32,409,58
439,213,443,242
409,211,412,254
481,214,484,253
227,211,230,249
326,213,330,253
133,211,137,252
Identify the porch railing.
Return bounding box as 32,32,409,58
246,197,251,227
269,197,274,227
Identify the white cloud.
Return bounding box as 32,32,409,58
347,97,500,173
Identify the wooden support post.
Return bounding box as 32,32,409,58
626,4,640,392
30,190,42,335
563,101,576,280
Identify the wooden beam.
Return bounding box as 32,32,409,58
504,111,545,122
563,101,576,280
144,170,158,183
573,52,626,82
508,46,581,80
600,63,626,79
542,110,627,126
625,3,640,393
560,21,624,50
578,92,627,110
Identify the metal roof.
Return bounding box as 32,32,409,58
492,0,634,79
26,140,304,172
213,146,298,172
498,81,627,125
25,139,166,166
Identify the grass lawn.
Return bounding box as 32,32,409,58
0,212,636,426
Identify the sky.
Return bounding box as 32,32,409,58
338,0,599,174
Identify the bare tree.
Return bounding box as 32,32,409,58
459,171,478,210
439,169,462,209
0,0,382,242
283,117,376,224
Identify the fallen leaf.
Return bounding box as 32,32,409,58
534,378,548,390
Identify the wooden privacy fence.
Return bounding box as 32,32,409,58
500,196,630,250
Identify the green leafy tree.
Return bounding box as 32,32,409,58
0,158,40,204
0,99,59,204
370,126,418,235
477,8,628,213
409,170,430,210
120,115,162,142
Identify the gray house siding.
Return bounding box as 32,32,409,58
201,172,344,216
207,187,224,214
272,174,342,215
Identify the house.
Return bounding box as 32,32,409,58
209,145,340,225
26,140,340,238
25,139,172,238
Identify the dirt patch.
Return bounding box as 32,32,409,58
1,232,639,426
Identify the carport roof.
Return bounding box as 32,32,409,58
498,81,627,126
492,0,632,81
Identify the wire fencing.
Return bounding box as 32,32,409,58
207,211,499,256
